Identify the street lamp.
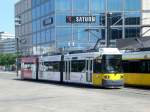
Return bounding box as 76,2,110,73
15,37,20,77
15,37,27,77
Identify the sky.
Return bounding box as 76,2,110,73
0,0,19,35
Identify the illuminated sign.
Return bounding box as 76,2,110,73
66,16,96,23
43,17,53,26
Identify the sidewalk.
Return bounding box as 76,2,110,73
0,71,16,74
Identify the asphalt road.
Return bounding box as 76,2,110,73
0,72,150,112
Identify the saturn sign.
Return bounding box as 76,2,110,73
66,16,96,23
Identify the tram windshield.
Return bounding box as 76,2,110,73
102,55,122,73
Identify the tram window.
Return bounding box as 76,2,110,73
52,62,60,72
93,60,102,73
23,63,33,70
123,60,148,73
102,55,122,73
140,61,150,73
123,60,150,73
140,61,147,73
147,61,150,73
129,61,141,73
43,62,52,71
39,62,44,71
122,61,130,73
71,60,85,72
43,61,60,72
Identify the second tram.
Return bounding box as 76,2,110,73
122,50,150,87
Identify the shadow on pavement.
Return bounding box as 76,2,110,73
13,78,118,90
125,85,150,90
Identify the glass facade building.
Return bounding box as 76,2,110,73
15,0,149,55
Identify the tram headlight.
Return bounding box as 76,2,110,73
104,76,107,79
104,75,110,79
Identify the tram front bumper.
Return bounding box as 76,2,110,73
102,80,124,88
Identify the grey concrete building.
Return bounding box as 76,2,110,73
0,32,16,54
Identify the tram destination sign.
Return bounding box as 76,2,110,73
66,16,96,23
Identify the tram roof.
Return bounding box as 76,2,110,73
39,55,62,62
69,48,121,54
122,50,150,60
64,48,121,60
38,48,121,61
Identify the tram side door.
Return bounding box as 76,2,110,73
65,60,71,81
85,59,93,83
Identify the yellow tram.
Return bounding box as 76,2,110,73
122,50,150,87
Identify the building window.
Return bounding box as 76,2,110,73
32,33,36,45
32,8,36,20
40,1,51,17
89,28,105,42
90,0,105,13
125,0,141,11
36,6,41,18
125,27,140,38
110,13,123,25
37,32,41,44
99,13,106,26
41,31,46,43
111,27,122,39
107,0,122,11
32,0,36,8
47,0,54,13
56,14,72,26
73,0,89,11
55,0,72,11
36,19,41,31
45,1,49,15
51,28,55,42
46,29,51,42
56,28,72,42
125,13,141,25
73,28,89,42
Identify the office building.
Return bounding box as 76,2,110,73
15,0,150,55
0,32,16,53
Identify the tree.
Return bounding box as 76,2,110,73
0,53,17,66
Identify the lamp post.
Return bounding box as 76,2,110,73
15,37,25,77
15,37,19,77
